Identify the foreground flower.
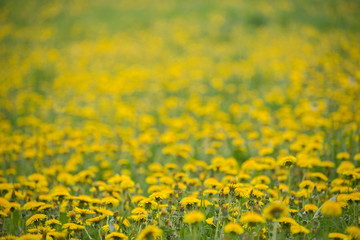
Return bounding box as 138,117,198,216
291,225,310,235
278,156,297,168
278,217,297,227
262,201,289,220
86,215,106,224
321,201,342,217
180,197,201,208
62,223,85,231
328,232,348,239
304,204,318,213
346,226,360,240
224,223,244,235
240,212,265,226
26,214,47,226
183,210,205,224
136,225,163,240
105,232,128,240
48,232,66,239
138,198,158,210
206,217,215,227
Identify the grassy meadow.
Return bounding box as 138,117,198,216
0,0,360,239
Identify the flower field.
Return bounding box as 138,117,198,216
1,0,360,239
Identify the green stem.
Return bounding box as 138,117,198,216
288,168,292,198
215,209,222,240
236,199,241,222
272,221,277,240
98,227,102,240
193,225,197,240
84,227,93,240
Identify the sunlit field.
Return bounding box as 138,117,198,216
1,0,360,239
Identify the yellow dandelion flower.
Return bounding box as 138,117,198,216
0,198,10,210
91,207,114,216
262,201,289,220
346,226,360,239
136,225,163,240
38,204,53,212
291,225,310,234
180,197,201,207
234,188,250,198
101,196,119,207
206,217,215,227
131,207,147,215
336,152,350,160
105,232,128,240
86,214,106,224
321,201,342,217
224,223,244,234
74,207,95,216
278,217,297,227
22,201,46,211
240,212,265,226
204,178,220,188
203,189,218,197
18,233,41,240
149,191,168,201
328,232,348,239
26,214,47,226
70,195,93,204
129,214,147,222
183,210,205,224
131,195,146,203
45,219,62,226
47,232,66,239
304,204,318,213
138,198,158,210
120,179,135,190
278,156,297,168
62,223,85,231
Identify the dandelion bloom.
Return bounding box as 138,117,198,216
22,201,45,211
101,196,120,207
45,219,62,226
240,212,265,226
224,223,244,234
278,156,297,168
62,223,85,231
105,232,128,240
304,204,318,213
180,197,201,207
136,225,163,240
262,201,289,220
328,233,348,239
130,214,147,222
183,210,205,224
278,217,297,227
149,191,168,201
120,179,135,190
48,232,66,239
138,198,158,210
206,217,215,227
86,215,106,224
321,201,342,217
74,207,95,216
346,226,360,239
26,214,47,226
291,225,310,235
234,188,250,198
18,233,42,240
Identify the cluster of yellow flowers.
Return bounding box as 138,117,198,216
1,0,360,239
